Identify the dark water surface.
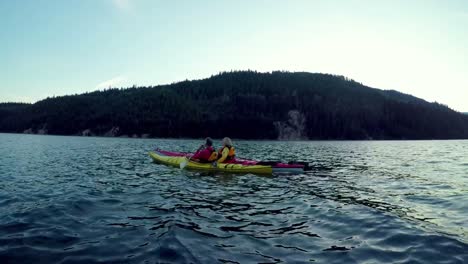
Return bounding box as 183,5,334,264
1,134,467,263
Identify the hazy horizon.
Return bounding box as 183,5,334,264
2,0,467,111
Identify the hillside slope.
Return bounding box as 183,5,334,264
1,71,468,139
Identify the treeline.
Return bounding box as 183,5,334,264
1,71,468,139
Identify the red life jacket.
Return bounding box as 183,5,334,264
193,146,217,162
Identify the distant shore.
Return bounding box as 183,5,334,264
2,71,468,140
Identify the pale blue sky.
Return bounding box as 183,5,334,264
1,0,467,111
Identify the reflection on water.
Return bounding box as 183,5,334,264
0,134,467,263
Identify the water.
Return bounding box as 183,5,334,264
0,134,467,263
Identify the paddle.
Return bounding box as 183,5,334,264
180,145,203,169
179,157,189,169
256,160,312,171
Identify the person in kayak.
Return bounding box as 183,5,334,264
190,137,218,163
216,137,236,163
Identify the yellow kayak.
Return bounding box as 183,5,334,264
148,151,273,174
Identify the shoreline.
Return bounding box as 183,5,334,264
1,132,467,142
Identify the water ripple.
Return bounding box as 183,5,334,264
0,135,468,263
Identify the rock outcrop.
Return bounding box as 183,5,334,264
23,128,34,134
37,124,48,135
81,129,93,136
274,110,308,140
104,126,120,137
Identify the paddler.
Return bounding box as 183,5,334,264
190,137,218,163
216,137,236,163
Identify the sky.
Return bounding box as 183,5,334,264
1,0,467,111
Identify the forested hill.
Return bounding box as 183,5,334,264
1,71,468,139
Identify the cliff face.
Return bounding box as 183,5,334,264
274,110,308,140
1,71,468,139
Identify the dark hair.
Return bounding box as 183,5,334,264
205,137,213,146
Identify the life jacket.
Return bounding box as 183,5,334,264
194,146,218,162
218,145,236,161
207,146,218,162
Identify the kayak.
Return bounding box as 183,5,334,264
149,149,307,174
